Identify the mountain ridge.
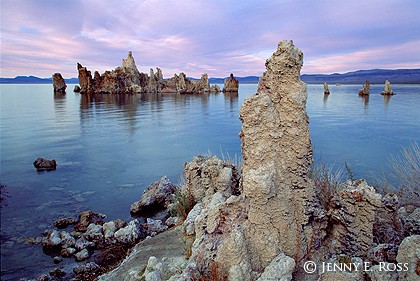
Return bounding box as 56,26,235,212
1,69,419,84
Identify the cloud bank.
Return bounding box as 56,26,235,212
1,0,419,78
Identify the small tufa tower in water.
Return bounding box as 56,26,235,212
381,80,395,95
358,80,370,96
323,82,330,95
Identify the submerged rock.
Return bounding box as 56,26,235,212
52,73,67,93
53,217,78,229
130,176,177,216
33,158,57,171
222,73,239,92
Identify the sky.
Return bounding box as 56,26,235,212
1,0,420,78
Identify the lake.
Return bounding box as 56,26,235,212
1,83,419,280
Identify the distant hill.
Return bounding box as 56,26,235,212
1,69,419,84
301,69,420,84
0,76,78,84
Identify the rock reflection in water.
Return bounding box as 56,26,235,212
383,94,392,110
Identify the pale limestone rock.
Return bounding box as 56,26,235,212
381,80,395,95
239,40,314,265
130,176,177,215
75,248,90,261
183,203,202,235
102,221,117,239
114,219,144,244
183,155,240,202
60,231,75,248
396,235,420,281
84,223,103,241
256,252,295,281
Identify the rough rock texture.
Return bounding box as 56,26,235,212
397,206,420,237
358,80,370,95
222,73,239,92
53,217,78,229
255,252,295,281
130,176,177,215
381,80,395,95
396,235,420,281
52,73,67,93
98,227,185,281
239,40,314,264
323,82,330,95
183,155,240,202
327,179,382,256
183,203,202,236
33,158,57,171
114,219,145,244
77,52,220,94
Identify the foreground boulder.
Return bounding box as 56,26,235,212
52,73,67,93
130,176,177,215
33,158,57,171
222,73,239,92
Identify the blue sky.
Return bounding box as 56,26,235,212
1,0,419,78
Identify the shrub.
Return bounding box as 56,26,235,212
308,161,344,211
375,140,420,206
169,188,196,222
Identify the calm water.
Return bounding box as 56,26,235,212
1,83,419,279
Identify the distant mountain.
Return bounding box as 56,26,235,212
0,76,79,84
1,69,419,85
301,69,420,84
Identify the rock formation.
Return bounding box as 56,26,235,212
77,52,221,95
222,73,239,92
381,80,395,95
130,176,177,216
52,73,67,93
358,80,370,95
33,158,57,171
323,82,330,95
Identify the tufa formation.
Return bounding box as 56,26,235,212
77,52,221,95
358,80,370,95
381,80,395,95
52,73,67,93
222,73,239,92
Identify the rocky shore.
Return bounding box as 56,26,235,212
77,52,222,95
25,40,419,281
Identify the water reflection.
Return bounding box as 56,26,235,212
224,92,239,111
360,95,369,109
323,93,329,107
383,95,392,110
